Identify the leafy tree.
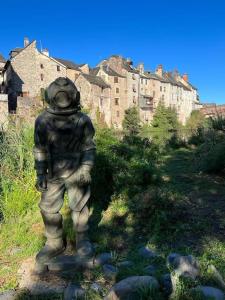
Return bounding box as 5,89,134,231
151,101,179,131
122,106,141,136
186,110,206,130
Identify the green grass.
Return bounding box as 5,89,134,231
1,124,225,299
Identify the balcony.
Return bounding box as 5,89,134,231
139,95,153,109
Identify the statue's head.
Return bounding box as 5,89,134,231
45,77,80,113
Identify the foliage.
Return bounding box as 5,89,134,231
186,110,207,131
122,106,141,137
142,102,181,149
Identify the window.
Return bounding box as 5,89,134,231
40,64,44,69
132,74,135,80
164,87,166,92
133,96,136,104
162,94,165,101
115,98,119,105
141,78,143,84
160,86,162,92
116,87,119,93
57,65,60,72
114,77,118,83
133,84,136,92
145,79,147,85
117,111,120,117
40,74,44,81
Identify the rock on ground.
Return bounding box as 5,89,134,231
94,253,113,266
64,283,85,300
103,264,118,281
138,246,157,259
167,253,199,279
191,286,225,300
160,273,172,296
0,290,17,300
143,265,156,276
104,276,159,300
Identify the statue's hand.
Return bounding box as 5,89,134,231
67,165,92,186
35,174,48,192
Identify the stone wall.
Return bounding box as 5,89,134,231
5,41,66,97
76,75,111,127
0,94,8,130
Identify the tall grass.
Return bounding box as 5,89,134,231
0,124,38,222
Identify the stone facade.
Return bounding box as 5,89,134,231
76,73,111,127
0,94,8,130
0,54,6,92
5,41,67,97
97,56,200,125
2,39,201,128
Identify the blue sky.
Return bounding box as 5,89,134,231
1,0,225,104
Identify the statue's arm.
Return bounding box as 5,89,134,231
80,117,96,167
33,117,48,191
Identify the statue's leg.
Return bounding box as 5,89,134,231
66,182,94,257
35,180,66,273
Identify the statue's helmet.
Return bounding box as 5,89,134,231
45,77,80,111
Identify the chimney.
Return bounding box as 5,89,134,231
126,58,133,65
24,37,29,47
156,64,163,77
183,73,188,82
137,63,144,74
42,49,49,57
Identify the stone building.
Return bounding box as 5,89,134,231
90,65,126,128
0,54,6,92
4,38,87,98
97,55,200,125
76,72,111,126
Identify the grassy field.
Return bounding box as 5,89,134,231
0,125,225,299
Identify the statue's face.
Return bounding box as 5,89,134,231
54,91,72,108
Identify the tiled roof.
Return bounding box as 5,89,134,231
91,66,125,77
11,47,23,53
54,58,83,71
82,73,110,88
0,54,6,62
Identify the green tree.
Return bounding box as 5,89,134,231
150,102,180,148
186,110,206,130
151,101,179,131
122,106,141,136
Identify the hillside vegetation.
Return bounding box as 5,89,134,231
0,107,225,299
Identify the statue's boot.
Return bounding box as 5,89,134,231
72,205,94,257
34,211,66,274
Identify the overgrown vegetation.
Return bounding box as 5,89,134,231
1,109,225,299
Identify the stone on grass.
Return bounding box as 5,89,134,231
104,276,159,300
0,290,17,300
138,246,157,259
117,261,134,268
143,265,156,276
191,286,225,300
94,253,113,266
90,282,103,293
208,265,225,290
64,283,85,300
160,273,172,296
167,253,199,279
103,264,118,281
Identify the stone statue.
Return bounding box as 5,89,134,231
33,77,96,273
